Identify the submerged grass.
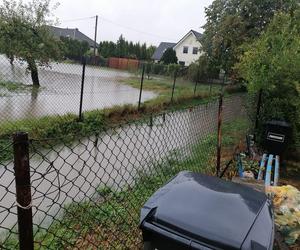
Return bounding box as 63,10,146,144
1,118,249,249
0,81,33,93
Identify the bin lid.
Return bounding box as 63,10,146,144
265,120,291,128
140,171,268,249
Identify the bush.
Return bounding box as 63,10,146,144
167,64,180,76
237,10,300,147
151,63,166,75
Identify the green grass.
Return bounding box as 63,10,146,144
122,76,220,104
0,81,33,93
0,94,222,163
1,118,249,249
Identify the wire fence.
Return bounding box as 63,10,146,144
0,92,258,249
0,53,232,126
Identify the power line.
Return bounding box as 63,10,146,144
99,16,177,42
59,15,177,42
60,16,95,23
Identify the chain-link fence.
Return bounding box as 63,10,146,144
0,54,223,126
0,93,257,249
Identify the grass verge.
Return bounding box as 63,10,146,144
1,118,249,249
0,93,221,163
0,81,33,94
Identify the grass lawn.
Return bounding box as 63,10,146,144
1,118,249,249
122,75,221,106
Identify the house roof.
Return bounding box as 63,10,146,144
151,42,176,61
151,30,202,61
173,29,202,50
49,26,98,47
191,30,203,40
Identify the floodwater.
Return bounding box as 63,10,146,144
0,95,245,237
0,55,156,122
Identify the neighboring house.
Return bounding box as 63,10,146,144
152,42,176,63
152,30,202,66
49,26,98,54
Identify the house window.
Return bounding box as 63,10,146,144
179,61,185,66
183,46,188,54
193,47,198,54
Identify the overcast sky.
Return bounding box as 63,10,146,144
50,0,213,46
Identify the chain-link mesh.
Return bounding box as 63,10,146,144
0,94,254,249
0,54,224,127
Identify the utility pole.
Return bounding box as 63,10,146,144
93,15,98,58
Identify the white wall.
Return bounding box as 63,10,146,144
174,33,202,66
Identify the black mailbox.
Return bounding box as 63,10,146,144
263,120,292,155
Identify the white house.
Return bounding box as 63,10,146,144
152,30,202,66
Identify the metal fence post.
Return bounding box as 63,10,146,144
216,92,224,177
193,68,200,96
138,63,145,110
254,89,263,137
209,78,213,97
170,69,177,103
13,132,34,250
79,57,86,121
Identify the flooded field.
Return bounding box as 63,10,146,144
0,55,156,122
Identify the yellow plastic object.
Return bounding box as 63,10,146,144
268,185,300,245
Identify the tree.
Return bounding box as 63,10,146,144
98,35,156,60
0,0,63,87
201,0,299,75
61,37,90,61
116,35,126,58
161,48,178,64
236,10,300,144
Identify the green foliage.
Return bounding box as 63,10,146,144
0,81,33,93
0,0,63,86
60,36,90,61
237,10,300,145
99,35,156,60
167,63,180,76
151,63,167,75
201,0,299,74
187,55,220,82
161,48,178,65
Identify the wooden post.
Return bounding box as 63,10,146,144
13,132,34,250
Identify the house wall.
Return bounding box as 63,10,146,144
174,33,202,66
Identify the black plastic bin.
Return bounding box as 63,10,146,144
140,171,274,250
263,120,292,155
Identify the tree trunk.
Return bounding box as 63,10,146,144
9,56,14,66
27,59,40,87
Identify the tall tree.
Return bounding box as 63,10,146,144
98,35,156,60
61,37,90,61
201,0,299,75
0,0,63,87
161,48,178,65
237,10,300,143
116,35,126,58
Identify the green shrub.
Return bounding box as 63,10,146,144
237,11,300,147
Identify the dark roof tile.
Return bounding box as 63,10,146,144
151,42,176,61
49,26,98,47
